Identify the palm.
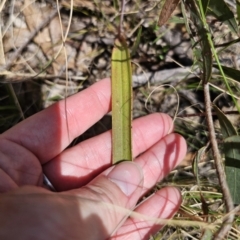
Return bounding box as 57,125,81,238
0,78,186,239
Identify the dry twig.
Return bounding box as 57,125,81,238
203,82,235,239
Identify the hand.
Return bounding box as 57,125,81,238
0,78,186,240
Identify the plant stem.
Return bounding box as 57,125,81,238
119,0,126,36
203,82,234,240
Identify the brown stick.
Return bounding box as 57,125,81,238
119,0,126,36
203,82,235,239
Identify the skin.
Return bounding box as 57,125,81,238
0,78,187,240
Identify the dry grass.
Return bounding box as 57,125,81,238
1,0,240,239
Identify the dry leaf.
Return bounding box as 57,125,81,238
158,0,181,26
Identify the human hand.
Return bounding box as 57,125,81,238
0,78,186,240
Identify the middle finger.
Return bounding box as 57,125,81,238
43,113,173,191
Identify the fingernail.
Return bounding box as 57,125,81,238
107,162,143,196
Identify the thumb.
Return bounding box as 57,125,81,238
0,162,143,240
68,161,143,238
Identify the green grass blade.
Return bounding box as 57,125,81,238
208,0,238,34
213,64,240,82
131,26,142,57
111,35,132,164
213,105,237,138
201,0,210,14
197,0,240,111
236,0,240,25
185,0,212,83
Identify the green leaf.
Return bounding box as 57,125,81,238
236,0,240,26
208,0,238,34
181,2,197,47
224,135,240,158
131,26,142,57
201,29,212,83
201,0,210,14
224,136,240,204
214,105,240,204
184,0,212,83
213,64,240,83
193,147,207,186
213,105,237,138
111,35,132,164
158,0,181,26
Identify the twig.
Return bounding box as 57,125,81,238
0,7,60,72
119,0,126,36
203,82,235,239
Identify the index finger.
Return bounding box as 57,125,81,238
2,79,111,163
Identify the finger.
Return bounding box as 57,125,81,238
66,161,144,239
2,78,111,163
111,187,181,240
0,160,143,240
136,133,187,195
43,113,173,191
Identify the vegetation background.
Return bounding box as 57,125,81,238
1,0,240,239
